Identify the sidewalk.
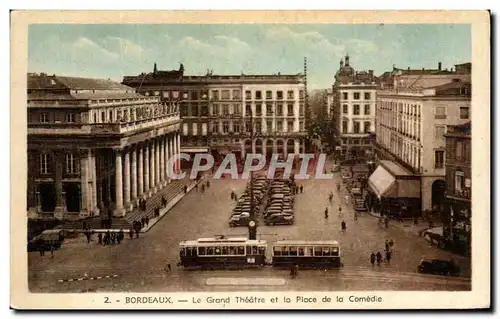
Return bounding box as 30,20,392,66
367,210,435,237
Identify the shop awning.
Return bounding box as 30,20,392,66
367,166,396,199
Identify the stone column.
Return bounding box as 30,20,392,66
165,135,171,184
294,139,300,155
53,150,65,219
159,137,165,187
27,151,38,218
150,140,156,194
131,146,137,202
144,142,150,197
137,145,144,197
114,150,125,217
155,138,161,189
172,134,177,174
177,133,181,173
90,150,99,217
80,150,89,217
123,148,131,211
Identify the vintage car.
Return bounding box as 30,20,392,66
265,213,295,226
28,229,65,252
417,258,460,276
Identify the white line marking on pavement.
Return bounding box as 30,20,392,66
205,277,286,286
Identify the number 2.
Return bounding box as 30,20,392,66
104,297,111,304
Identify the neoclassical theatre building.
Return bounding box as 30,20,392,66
27,73,181,220
122,64,307,165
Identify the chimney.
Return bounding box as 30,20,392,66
408,67,410,71
438,62,442,71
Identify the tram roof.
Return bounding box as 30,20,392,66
273,240,340,246
179,237,267,246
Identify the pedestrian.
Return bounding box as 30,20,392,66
207,180,210,188
336,183,340,192
324,207,329,219
145,216,150,227
184,185,188,194
118,229,124,244
329,192,333,203
195,183,198,191
353,212,358,221
161,196,167,208
384,217,389,229
300,185,303,193
50,245,54,259
231,190,235,200
141,218,145,228
376,252,382,266
338,206,343,217
98,233,103,245
129,227,134,239
345,195,349,204
386,251,392,264
341,220,346,233
201,184,205,193
385,240,390,252
39,242,45,256
370,252,376,267
134,222,141,238
389,239,394,248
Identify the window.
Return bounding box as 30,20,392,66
245,121,251,133
353,92,360,100
287,121,294,132
289,246,297,256
353,121,360,134
233,104,241,115
266,104,273,116
343,104,348,114
191,91,198,100
342,92,348,100
460,107,470,119
287,90,294,99
223,122,229,133
287,104,294,116
109,110,113,122
245,104,251,115
212,90,219,100
299,104,304,116
40,153,50,174
364,121,371,133
221,90,230,100
435,106,446,119
364,104,370,115
273,246,281,256
93,113,97,123
66,113,75,123
223,104,229,115
456,140,463,160
435,125,446,140
299,121,304,131
233,122,240,133
435,150,444,169
353,105,360,115
232,90,241,100
40,112,48,123
255,122,261,133
266,120,273,132
299,90,305,99
256,104,262,116
201,105,208,116
66,153,78,174
255,91,262,100
212,104,219,115
212,122,219,133
277,104,283,116
172,91,179,99
266,90,272,100
342,121,348,133
364,92,371,100
277,120,283,132
191,105,199,117
455,171,465,192
245,91,252,100
277,91,283,100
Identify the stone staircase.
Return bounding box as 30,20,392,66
57,178,196,231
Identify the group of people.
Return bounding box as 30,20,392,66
97,230,125,245
370,239,395,266
194,179,210,193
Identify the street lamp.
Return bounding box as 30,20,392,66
248,107,257,240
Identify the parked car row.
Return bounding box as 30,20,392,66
229,176,270,227
264,179,295,226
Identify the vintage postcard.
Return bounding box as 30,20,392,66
10,10,490,310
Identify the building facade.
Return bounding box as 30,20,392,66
374,63,471,212
443,122,471,249
123,65,307,163
27,73,181,220
331,54,377,158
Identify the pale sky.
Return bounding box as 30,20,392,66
28,24,471,89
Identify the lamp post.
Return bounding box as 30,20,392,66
248,107,257,240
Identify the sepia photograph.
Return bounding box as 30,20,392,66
10,10,490,309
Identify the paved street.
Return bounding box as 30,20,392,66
28,172,471,293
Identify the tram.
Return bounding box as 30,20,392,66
271,240,342,269
178,237,267,269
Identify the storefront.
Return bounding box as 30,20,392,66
366,160,421,219
443,197,471,255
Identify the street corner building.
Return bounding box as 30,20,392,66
26,73,182,222
367,62,471,219
122,63,308,168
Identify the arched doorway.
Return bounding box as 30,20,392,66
266,139,273,161
431,179,447,212
64,183,81,213
286,139,295,155
244,139,252,162
276,139,285,159
255,139,263,155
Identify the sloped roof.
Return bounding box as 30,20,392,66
55,76,133,90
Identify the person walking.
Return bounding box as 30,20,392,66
300,185,303,193
98,232,103,245
324,207,329,219
376,251,382,266
386,250,392,264
338,206,343,217
341,220,347,233
206,180,210,188
329,192,333,203
370,252,376,267
385,240,390,252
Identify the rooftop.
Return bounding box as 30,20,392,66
28,73,135,91
380,160,413,177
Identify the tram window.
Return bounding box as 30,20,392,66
215,247,222,255
281,247,289,256
258,246,266,255
322,247,331,256
186,247,192,256
314,247,322,256
229,247,236,255
207,247,214,255
237,246,245,255
332,247,339,255
222,246,229,255
289,246,298,256
180,248,186,257
307,247,314,256
298,248,305,256
198,247,206,255
252,246,258,255
246,246,252,255
273,246,281,256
